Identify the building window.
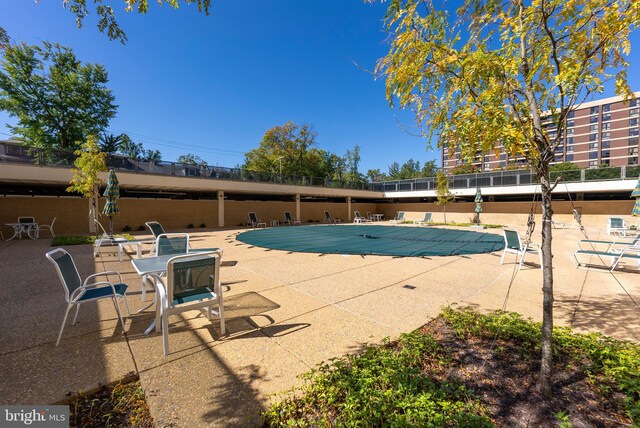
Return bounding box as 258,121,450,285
603,103,611,112
567,145,574,152
590,106,599,114
630,147,639,156
567,136,574,144
590,115,599,123
630,137,639,145
567,128,574,135
589,133,598,141
602,122,611,130
589,124,598,132
566,119,574,127
630,157,639,165
601,150,610,158
589,151,598,159
630,127,639,137
630,108,639,116
567,110,575,119
631,98,639,107
630,118,639,127
589,160,598,167
589,142,598,150
566,154,574,161
602,112,611,121
601,131,611,139
602,140,611,149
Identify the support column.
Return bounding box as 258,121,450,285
347,196,352,221
217,191,225,228
295,194,301,222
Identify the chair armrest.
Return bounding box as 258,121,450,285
69,280,121,301
84,271,123,286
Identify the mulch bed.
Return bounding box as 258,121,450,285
421,317,632,427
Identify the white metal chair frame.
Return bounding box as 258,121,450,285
283,211,301,226
146,251,225,356
46,248,130,346
37,217,56,238
500,228,542,269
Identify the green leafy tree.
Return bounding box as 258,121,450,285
0,41,117,153
244,122,333,179
177,153,207,166
66,135,107,232
0,27,9,50
375,0,639,396
344,145,365,184
434,171,454,223
119,134,143,160
450,163,479,176
366,168,387,182
420,159,439,177
143,149,162,164
99,132,123,154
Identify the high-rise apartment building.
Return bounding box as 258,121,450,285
442,91,640,173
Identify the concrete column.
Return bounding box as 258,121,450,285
217,191,224,228
295,194,301,222
347,196,352,221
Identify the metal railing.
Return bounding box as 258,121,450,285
371,165,640,192
0,144,372,191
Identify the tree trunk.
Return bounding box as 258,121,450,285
538,164,554,398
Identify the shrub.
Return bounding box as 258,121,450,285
122,225,132,232
187,223,194,229
199,223,206,228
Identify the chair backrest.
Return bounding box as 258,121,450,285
146,221,166,238
397,212,404,220
166,251,221,304
156,233,190,256
248,212,258,223
366,212,373,220
18,216,35,224
354,211,362,219
45,248,82,303
94,220,109,237
423,212,432,222
324,211,331,220
49,217,57,227
284,211,293,221
608,217,625,228
503,229,522,250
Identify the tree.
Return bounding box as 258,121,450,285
244,122,332,179
119,134,143,160
375,0,639,396
66,135,107,233
143,149,162,164
421,159,439,177
344,145,365,184
434,171,454,223
0,41,117,153
99,132,123,154
177,153,207,167
366,168,386,182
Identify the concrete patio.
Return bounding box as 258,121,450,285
0,224,638,427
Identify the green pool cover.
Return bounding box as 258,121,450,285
236,225,504,257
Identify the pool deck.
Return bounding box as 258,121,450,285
1,224,638,426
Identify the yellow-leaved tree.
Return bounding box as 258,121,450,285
374,0,639,397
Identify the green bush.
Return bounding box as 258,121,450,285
122,225,132,232
137,225,145,231
187,223,194,228
199,223,206,228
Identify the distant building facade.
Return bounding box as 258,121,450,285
442,91,640,173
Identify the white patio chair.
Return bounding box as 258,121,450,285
500,228,542,269
94,220,128,257
46,248,130,346
37,217,56,238
284,211,301,226
146,251,225,356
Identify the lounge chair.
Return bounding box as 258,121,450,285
46,248,130,346
500,228,542,269
145,221,167,238
145,251,225,356
416,212,433,225
284,211,301,226
247,212,266,228
390,212,405,224
353,211,371,223
572,241,640,271
577,234,640,252
323,211,341,224
607,217,630,236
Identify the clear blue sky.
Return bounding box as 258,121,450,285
2,1,640,173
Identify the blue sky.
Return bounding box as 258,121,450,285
1,1,640,173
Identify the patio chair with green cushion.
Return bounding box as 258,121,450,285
500,228,542,269
155,233,190,256
572,241,640,271
46,248,130,346
283,211,301,226
416,212,433,225
607,217,629,236
146,251,225,356
353,211,370,224
323,211,341,224
390,211,405,224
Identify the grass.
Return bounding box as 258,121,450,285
52,234,134,246
61,374,153,427
262,307,640,427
